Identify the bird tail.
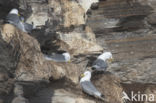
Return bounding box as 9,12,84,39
91,67,95,70
99,94,109,103
91,66,96,70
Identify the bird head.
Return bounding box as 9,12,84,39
62,52,71,62
80,71,91,82
9,8,19,15
98,52,114,62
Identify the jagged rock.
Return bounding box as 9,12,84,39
17,0,102,56
49,62,80,83
48,0,86,27
56,30,103,55
54,0,85,27
1,24,49,81
1,24,79,83
26,3,49,27
41,25,101,55
92,72,123,103
26,0,86,28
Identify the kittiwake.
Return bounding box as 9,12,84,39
44,52,70,62
80,71,107,101
5,8,33,33
92,52,113,71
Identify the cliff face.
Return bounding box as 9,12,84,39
0,0,156,103
88,0,156,84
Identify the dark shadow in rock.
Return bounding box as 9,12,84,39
57,25,75,33
14,81,51,103
85,54,101,67
49,77,79,92
92,71,113,79
0,0,19,20
0,0,32,28
72,54,90,64
30,28,58,54
30,24,90,55
0,30,18,103
72,53,100,65
86,9,92,17
91,3,99,10
113,15,147,32
20,78,80,103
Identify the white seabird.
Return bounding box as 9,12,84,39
92,52,113,71
5,8,33,33
44,52,71,62
80,71,107,101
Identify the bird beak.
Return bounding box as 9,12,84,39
80,74,85,78
108,58,114,62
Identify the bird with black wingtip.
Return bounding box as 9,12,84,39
80,70,108,102
92,52,114,72
44,52,71,63
5,8,34,33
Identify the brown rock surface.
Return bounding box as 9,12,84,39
87,0,156,84
26,0,85,28
92,72,123,103
56,31,103,55
1,24,80,83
